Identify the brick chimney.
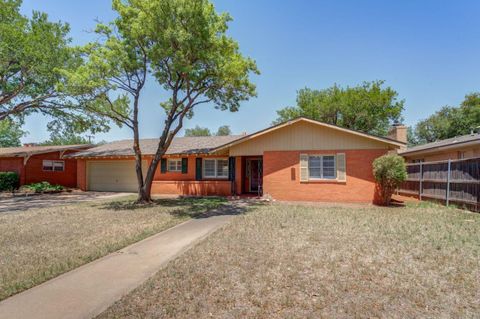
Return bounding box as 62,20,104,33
23,143,38,147
388,123,407,144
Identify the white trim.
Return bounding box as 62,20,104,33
167,158,182,172
42,160,65,172
307,154,337,180
203,158,229,179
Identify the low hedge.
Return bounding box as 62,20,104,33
0,172,20,192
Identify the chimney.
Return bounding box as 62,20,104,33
241,131,247,136
388,123,407,145
23,143,38,147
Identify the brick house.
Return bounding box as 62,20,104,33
400,132,480,163
71,118,405,203
0,144,91,188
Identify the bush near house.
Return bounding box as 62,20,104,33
0,172,20,192
373,154,407,205
25,182,64,193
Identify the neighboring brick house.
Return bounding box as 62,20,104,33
71,118,405,203
400,132,480,163
0,144,92,188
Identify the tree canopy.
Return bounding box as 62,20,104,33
0,0,109,135
40,131,90,146
410,93,480,145
216,125,232,136
274,81,404,136
185,125,211,137
67,0,258,202
184,125,232,136
0,118,25,147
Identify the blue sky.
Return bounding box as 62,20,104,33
20,0,480,143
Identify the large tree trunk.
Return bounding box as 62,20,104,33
131,95,150,204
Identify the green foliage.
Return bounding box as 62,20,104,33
185,125,233,136
275,81,404,136
216,125,232,136
40,131,90,146
25,182,64,193
185,125,211,137
0,172,20,192
411,93,480,145
373,154,407,206
0,0,110,135
66,0,258,201
0,119,25,147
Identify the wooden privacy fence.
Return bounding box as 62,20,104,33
398,157,480,211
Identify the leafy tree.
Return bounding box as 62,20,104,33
0,0,109,134
0,119,25,147
411,93,480,145
67,0,258,202
274,81,404,136
216,125,232,136
373,154,407,206
185,125,211,137
40,131,90,146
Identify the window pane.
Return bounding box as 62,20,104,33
309,167,321,178
322,156,336,179
53,161,64,172
204,160,215,177
308,156,321,168
43,160,53,171
216,159,229,177
168,159,181,172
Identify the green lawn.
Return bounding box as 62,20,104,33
0,196,227,300
98,202,480,319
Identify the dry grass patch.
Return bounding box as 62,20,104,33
0,196,227,300
98,203,480,319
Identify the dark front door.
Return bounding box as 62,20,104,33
247,159,263,193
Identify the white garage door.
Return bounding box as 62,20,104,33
87,160,146,192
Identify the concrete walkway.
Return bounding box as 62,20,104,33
0,214,234,319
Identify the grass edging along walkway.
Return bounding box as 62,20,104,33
0,196,228,301
98,202,480,319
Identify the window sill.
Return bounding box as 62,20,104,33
301,179,346,184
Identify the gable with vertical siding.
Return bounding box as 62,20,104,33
227,120,396,156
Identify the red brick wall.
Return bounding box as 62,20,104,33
263,149,388,203
151,180,231,196
24,151,78,187
0,157,25,184
77,159,86,190
151,155,231,195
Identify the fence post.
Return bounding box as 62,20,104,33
446,159,451,206
419,162,423,200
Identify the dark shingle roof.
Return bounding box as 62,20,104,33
0,144,92,158
70,135,244,158
400,133,480,155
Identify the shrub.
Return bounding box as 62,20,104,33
0,172,20,192
373,154,407,206
25,182,64,193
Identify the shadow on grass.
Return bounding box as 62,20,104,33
95,196,265,219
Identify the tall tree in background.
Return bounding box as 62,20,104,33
0,0,109,134
216,125,232,136
411,93,480,145
185,125,212,137
0,118,25,147
274,81,404,136
67,0,258,203
40,131,90,146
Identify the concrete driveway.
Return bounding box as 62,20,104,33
0,192,131,213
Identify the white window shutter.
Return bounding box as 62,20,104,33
337,153,346,182
300,154,309,182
